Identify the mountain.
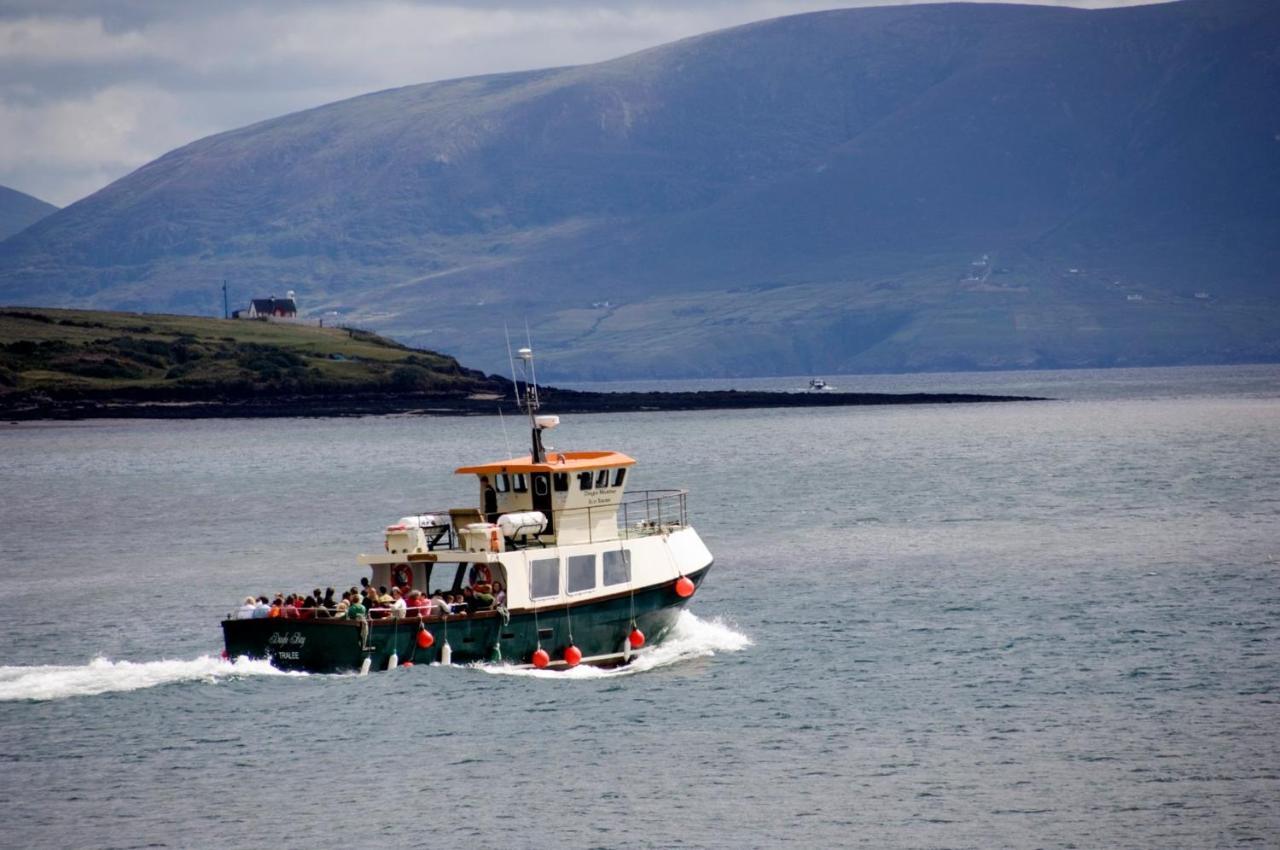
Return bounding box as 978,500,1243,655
1,0,1277,379
0,186,58,242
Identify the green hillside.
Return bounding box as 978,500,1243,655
0,308,501,401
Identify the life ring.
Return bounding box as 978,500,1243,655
392,563,412,588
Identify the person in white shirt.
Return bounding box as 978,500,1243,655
235,596,256,619
390,587,408,618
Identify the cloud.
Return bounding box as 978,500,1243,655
0,0,1165,206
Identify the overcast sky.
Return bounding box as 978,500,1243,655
1,0,1164,207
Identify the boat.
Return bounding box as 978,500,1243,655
808,378,830,391
221,347,713,673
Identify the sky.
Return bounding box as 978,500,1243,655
1,0,1165,208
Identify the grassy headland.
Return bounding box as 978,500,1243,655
0,307,1041,420
0,307,507,418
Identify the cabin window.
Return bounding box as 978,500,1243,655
494,474,510,493
603,550,631,586
566,554,596,594
553,473,569,492
512,473,528,493
613,468,627,487
530,557,560,599
578,471,593,491
596,469,610,488
533,475,549,497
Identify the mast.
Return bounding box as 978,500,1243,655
517,345,557,463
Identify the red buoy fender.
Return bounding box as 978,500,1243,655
564,645,583,667
532,648,550,669
674,576,695,598
628,628,645,649
416,628,434,649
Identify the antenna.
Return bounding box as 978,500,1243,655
504,324,523,411
497,403,513,459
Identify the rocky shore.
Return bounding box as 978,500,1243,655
2,386,1043,421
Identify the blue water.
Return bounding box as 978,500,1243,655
2,365,1278,848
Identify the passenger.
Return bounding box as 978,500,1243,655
300,594,317,620
492,581,506,608
236,596,256,619
322,587,337,611
346,595,367,620
390,587,407,619
269,596,284,618
429,592,449,617
253,596,271,618
480,475,498,523
334,599,350,617
461,586,477,613
472,586,495,611
282,594,298,619
406,590,428,617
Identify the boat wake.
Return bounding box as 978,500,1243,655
0,655,298,702
476,610,751,679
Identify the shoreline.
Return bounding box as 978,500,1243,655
0,388,1046,421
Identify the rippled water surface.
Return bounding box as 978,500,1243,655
2,366,1278,849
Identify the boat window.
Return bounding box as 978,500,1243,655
533,475,549,497
494,473,510,493
566,554,596,594
596,469,609,488
428,563,463,595
512,473,528,493
613,468,626,487
530,557,560,599
603,549,631,586
553,473,569,492
578,471,593,491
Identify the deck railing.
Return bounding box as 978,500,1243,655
402,488,689,550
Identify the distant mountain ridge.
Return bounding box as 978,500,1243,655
1,0,1277,378
0,185,57,242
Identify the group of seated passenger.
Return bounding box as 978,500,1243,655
234,576,506,621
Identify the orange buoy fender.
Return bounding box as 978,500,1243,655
416,628,434,649
532,648,550,669
489,528,500,552
628,628,645,649
674,576,695,598
564,645,583,667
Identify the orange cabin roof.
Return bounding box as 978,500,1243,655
455,451,636,475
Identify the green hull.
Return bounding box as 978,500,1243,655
222,566,711,673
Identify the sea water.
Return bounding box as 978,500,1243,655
1,365,1277,848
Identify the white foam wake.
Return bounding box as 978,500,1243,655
0,655,297,702
477,610,751,679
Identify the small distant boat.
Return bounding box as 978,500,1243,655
808,378,831,392
221,346,713,673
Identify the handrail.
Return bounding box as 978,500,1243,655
391,488,689,549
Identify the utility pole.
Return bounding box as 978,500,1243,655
222,280,229,319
